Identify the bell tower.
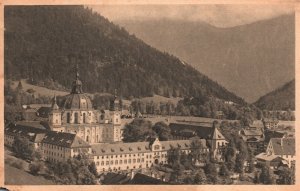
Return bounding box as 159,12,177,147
49,95,62,126
109,89,121,125
108,90,122,142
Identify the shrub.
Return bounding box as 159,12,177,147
29,161,43,175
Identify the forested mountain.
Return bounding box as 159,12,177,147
254,79,295,110
117,14,294,102
4,6,245,105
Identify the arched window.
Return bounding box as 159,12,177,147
83,113,86,123
86,136,89,142
67,113,70,123
74,113,79,124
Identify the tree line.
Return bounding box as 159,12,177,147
5,5,245,104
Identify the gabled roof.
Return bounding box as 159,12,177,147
5,123,47,142
160,139,203,150
255,153,285,162
249,120,264,128
28,104,51,109
41,131,90,148
270,138,295,156
241,129,264,136
15,121,47,130
264,130,285,144
91,139,197,156
170,123,226,140
101,173,130,185
70,136,91,148
5,123,90,148
211,127,226,140
246,137,259,142
92,142,151,155
34,133,46,143
37,107,52,118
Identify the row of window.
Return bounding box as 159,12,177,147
44,150,64,158
43,144,65,151
96,153,151,160
101,164,145,172
96,158,148,166
95,152,173,161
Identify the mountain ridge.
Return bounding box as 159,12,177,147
115,14,295,102
254,79,295,110
4,5,246,105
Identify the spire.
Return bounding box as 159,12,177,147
76,63,79,80
71,63,83,94
51,94,59,110
110,89,119,111
114,89,117,97
16,80,23,92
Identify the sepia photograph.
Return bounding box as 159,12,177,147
1,1,297,188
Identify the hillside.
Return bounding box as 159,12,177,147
4,5,245,105
10,79,69,97
116,14,295,102
254,79,295,110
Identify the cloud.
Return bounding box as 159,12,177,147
88,4,294,28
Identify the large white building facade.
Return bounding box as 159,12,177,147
91,138,208,173
48,67,123,144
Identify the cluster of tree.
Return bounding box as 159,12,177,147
253,163,295,185
44,155,98,184
122,119,172,142
262,110,295,121
131,99,176,116
4,80,52,123
253,163,276,184
222,131,254,177
176,97,261,124
254,79,295,111
12,136,43,161
277,165,295,185
5,6,245,104
166,139,223,184
10,134,98,184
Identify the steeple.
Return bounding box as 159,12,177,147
76,63,80,81
71,63,83,94
110,89,119,111
51,94,59,110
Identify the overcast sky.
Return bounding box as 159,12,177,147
88,4,294,28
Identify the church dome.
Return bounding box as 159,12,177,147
63,93,93,110
62,64,93,110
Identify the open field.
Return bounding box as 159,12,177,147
10,80,181,107
11,79,69,97
278,120,295,127
4,148,54,185
5,165,55,185
140,95,183,105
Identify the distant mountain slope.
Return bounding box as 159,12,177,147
254,79,295,110
116,14,295,102
4,6,245,105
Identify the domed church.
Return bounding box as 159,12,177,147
48,65,123,144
